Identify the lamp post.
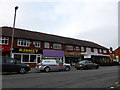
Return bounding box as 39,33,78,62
10,6,19,57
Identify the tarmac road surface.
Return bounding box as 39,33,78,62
2,66,119,89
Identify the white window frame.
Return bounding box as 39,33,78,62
81,47,84,51
44,42,50,48
99,49,102,53
66,45,73,50
33,41,41,48
86,47,91,53
76,46,80,51
17,39,31,47
94,48,98,54
53,43,62,49
103,50,107,53
0,36,9,45
13,53,42,63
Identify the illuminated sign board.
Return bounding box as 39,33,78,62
13,48,42,54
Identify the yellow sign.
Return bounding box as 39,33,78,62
19,48,38,53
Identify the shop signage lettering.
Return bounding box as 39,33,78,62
65,52,81,56
19,48,38,53
13,48,42,54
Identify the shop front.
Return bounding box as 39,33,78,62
91,54,111,66
43,50,64,62
65,52,82,65
1,46,11,56
12,48,42,67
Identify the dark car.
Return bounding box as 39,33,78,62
74,60,99,70
0,56,31,74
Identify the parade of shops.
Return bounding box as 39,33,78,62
0,26,111,67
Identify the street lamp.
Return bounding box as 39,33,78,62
10,6,19,57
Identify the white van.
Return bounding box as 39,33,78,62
35,59,71,72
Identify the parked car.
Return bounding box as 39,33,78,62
35,59,71,72
0,56,31,74
74,60,99,70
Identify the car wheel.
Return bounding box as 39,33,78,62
18,67,26,74
44,67,50,72
96,65,99,69
65,66,70,71
80,67,84,70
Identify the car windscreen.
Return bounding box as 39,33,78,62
79,61,85,64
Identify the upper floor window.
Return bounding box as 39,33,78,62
99,49,102,53
76,46,80,51
103,50,107,53
86,47,91,53
81,47,84,51
53,43,62,49
66,45,73,50
0,36,9,45
33,41,40,48
18,39,30,47
44,42,50,48
94,48,98,54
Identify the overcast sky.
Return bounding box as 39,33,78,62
0,0,119,50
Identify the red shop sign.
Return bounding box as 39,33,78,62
0,46,11,51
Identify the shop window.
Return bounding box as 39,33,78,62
0,36,9,45
30,55,36,62
37,57,41,63
66,45,73,50
14,54,21,61
18,39,30,47
23,55,29,62
53,43,62,49
33,41,40,48
44,42,50,48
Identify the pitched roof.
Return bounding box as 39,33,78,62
1,26,108,49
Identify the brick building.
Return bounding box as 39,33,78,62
0,26,111,66
114,47,120,61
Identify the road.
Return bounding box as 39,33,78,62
2,66,119,89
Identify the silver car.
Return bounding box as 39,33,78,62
36,59,71,72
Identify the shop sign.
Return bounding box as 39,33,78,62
81,52,87,55
13,48,42,54
65,52,81,56
43,50,64,57
84,54,91,58
0,46,11,51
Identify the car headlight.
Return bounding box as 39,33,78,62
27,64,30,67
79,64,83,66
